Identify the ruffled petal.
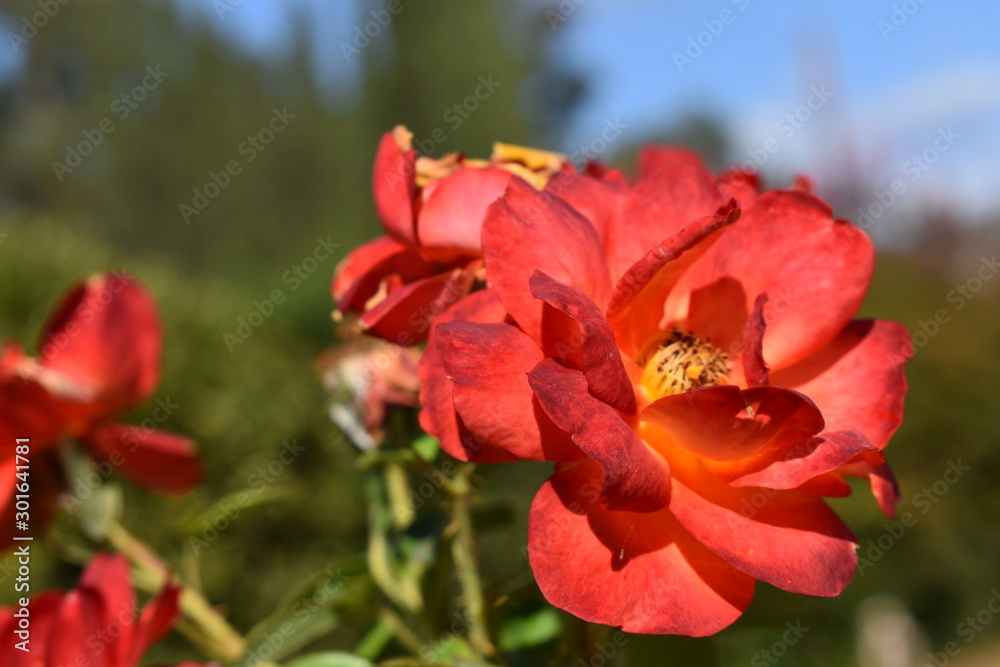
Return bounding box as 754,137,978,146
332,236,440,314
677,191,875,369
607,206,739,357
836,453,901,517
666,448,858,597
358,264,478,345
740,294,770,387
642,385,824,463
716,430,878,490
528,459,754,635
417,290,519,462
481,178,611,344
529,272,636,414
772,319,912,450
434,322,579,463
614,147,727,272
528,360,669,512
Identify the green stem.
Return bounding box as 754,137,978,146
106,522,247,663
448,464,496,659
378,606,427,656
354,617,395,661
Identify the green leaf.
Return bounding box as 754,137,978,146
241,556,372,666
498,606,562,651
285,652,372,667
412,434,440,462
183,484,301,534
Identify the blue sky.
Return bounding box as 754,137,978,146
7,0,996,227
175,0,1000,227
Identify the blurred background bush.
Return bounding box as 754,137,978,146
0,1,998,665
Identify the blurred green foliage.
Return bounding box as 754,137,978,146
0,1,998,666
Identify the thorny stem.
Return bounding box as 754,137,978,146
448,463,496,659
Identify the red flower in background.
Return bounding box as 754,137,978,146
332,125,572,345
0,552,210,667
1,273,202,547
419,148,911,634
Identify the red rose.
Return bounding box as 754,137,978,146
332,126,572,345
1,273,202,548
0,552,211,667
419,147,911,634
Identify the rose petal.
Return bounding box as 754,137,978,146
434,323,579,463
49,588,106,667
482,178,611,344
676,191,875,368
666,447,858,597
772,319,912,451
717,429,878,490
79,552,136,663
358,264,478,345
642,385,825,463
0,591,64,667
608,206,739,357
372,126,418,243
615,147,727,272
82,423,203,495
332,236,440,314
38,273,161,417
544,168,624,254
529,272,636,414
124,582,182,667
528,459,754,635
528,360,669,512
416,167,512,254
418,290,520,463
740,294,770,387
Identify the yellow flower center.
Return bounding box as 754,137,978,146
639,330,731,400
